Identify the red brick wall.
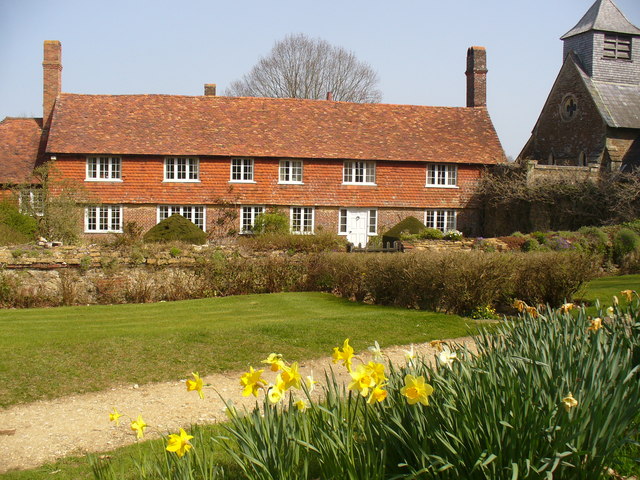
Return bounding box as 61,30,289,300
51,155,484,209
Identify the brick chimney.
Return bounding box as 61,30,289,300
43,40,62,126
465,46,487,108
204,84,217,96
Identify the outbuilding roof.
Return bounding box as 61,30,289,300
0,117,45,184
46,94,505,164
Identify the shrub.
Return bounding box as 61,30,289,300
382,216,426,245
416,228,444,240
577,226,610,257
521,237,540,252
613,228,640,264
0,224,30,246
238,231,347,253
252,211,289,235
0,201,37,240
443,229,463,241
169,247,182,258
143,214,207,245
110,221,143,249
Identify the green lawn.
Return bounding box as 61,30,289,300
2,275,639,480
0,292,472,408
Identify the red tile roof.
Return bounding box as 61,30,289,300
47,94,505,164
0,117,45,184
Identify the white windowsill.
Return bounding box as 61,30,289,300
425,184,459,189
342,182,377,186
85,178,123,182
278,181,304,185
162,179,201,183
229,180,257,184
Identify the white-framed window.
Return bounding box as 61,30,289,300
19,189,45,216
339,208,348,234
291,207,314,234
158,205,205,230
164,157,199,182
240,206,264,234
279,160,303,184
426,164,457,187
343,161,376,185
368,209,378,234
85,205,123,233
425,209,457,232
86,156,121,181
231,158,254,182
604,33,631,60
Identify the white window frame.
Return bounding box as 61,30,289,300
164,157,200,182
19,189,45,216
343,161,376,185
86,156,122,181
290,207,314,234
339,208,348,234
230,158,255,183
426,164,458,188
424,209,457,232
85,205,123,233
279,160,303,184
157,205,206,231
240,206,264,234
368,209,378,235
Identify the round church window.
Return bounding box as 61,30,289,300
560,94,578,121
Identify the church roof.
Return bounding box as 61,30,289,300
561,0,640,39
46,94,506,164
575,62,640,129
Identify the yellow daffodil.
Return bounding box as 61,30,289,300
367,384,388,404
438,347,457,368
109,408,122,426
186,372,204,399
606,306,615,317
305,371,318,393
348,364,377,397
368,341,384,361
294,399,309,412
429,340,444,352
281,362,302,390
525,306,539,318
400,374,434,406
332,339,355,372
166,428,194,457
562,393,578,412
613,295,619,305
240,366,266,397
261,353,285,372
621,290,635,302
130,415,147,439
560,303,575,314
587,317,603,332
512,299,527,313
266,374,287,404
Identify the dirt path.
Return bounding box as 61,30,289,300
0,337,476,474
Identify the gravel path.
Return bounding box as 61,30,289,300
0,337,476,474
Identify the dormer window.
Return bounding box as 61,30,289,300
604,34,631,60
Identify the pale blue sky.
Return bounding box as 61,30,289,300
1,0,638,158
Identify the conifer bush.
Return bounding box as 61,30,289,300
143,214,207,245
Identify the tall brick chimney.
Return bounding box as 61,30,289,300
465,46,487,108
204,83,217,96
43,40,62,126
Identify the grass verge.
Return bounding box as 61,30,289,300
0,292,472,408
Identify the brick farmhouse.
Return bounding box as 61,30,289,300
0,42,505,245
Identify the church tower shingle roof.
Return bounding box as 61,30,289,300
561,0,640,39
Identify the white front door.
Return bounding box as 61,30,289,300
346,209,369,247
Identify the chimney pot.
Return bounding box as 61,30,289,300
204,84,217,96
465,46,487,108
326,91,333,101
43,40,62,126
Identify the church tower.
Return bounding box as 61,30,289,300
561,0,640,85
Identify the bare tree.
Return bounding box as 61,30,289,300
226,34,382,103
